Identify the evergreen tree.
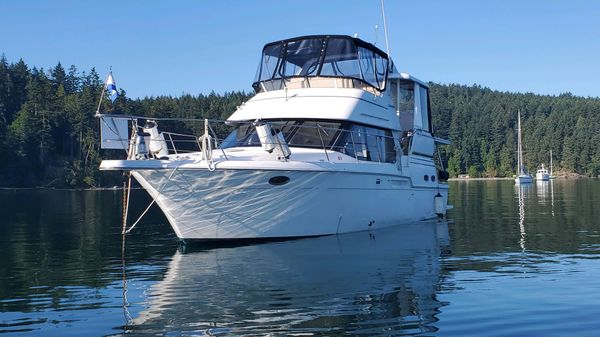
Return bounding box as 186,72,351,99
64,65,80,94
0,55,10,124
6,59,29,124
50,62,66,92
1,57,600,186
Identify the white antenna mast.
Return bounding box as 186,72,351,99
380,0,391,58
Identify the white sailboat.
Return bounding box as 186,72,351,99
97,35,452,242
515,110,532,184
549,149,555,179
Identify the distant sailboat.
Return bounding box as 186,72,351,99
549,149,555,179
515,110,533,184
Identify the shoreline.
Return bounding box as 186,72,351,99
448,177,513,181
0,175,593,191
449,176,589,181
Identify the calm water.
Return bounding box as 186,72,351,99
1,180,600,336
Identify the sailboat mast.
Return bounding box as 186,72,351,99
517,110,522,176
550,149,553,176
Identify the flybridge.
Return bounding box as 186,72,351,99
253,35,390,93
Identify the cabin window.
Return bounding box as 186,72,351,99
222,120,396,164
333,124,395,163
319,38,388,90
287,121,341,148
222,123,260,147
419,85,431,132
320,38,361,78
253,36,389,92
358,47,388,90
279,38,324,78
222,120,341,149
222,121,296,148
397,81,414,132
255,43,282,83
358,48,377,88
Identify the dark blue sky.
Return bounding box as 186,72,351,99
1,0,598,98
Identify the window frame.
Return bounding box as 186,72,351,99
253,35,390,92
222,119,396,164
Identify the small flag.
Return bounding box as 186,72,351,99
106,72,118,103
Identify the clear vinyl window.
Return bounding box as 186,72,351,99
222,120,396,163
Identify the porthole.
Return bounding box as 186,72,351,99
424,175,429,181
269,176,290,186
431,175,436,182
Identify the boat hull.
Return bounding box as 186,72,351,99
515,174,533,184
131,168,449,240
536,173,550,181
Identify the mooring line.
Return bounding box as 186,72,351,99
124,166,179,234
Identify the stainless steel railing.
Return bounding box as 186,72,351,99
99,114,400,164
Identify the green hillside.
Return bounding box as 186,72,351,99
430,83,600,178
1,56,599,187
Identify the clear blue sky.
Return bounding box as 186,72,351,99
1,0,598,98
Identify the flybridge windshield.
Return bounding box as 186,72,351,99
253,36,389,92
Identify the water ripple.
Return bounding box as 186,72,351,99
2,182,600,336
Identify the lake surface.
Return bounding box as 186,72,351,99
1,180,600,336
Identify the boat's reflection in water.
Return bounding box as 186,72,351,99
516,184,530,251
125,221,450,336
536,180,556,217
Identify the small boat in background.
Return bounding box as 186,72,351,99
515,110,532,184
536,164,550,181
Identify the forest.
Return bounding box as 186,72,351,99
1,56,599,187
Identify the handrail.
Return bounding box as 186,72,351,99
96,112,227,124
316,124,330,162
166,133,177,154
100,114,400,164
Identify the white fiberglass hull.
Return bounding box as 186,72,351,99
131,168,449,241
536,173,550,181
515,174,533,184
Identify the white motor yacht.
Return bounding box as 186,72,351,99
536,164,550,181
98,35,452,242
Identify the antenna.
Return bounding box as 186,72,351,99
374,24,379,46
380,0,391,58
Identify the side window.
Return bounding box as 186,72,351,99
255,44,281,83
287,121,340,148
372,129,396,163
352,126,369,160
384,130,396,163
334,124,395,163
374,54,388,89
419,85,430,132
397,81,414,132
366,128,383,162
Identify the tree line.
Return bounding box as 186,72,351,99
430,83,600,178
0,56,251,187
0,56,599,187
